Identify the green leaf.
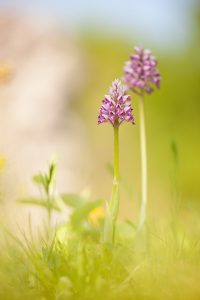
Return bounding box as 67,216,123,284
61,194,85,208
32,159,57,195
18,198,61,212
48,161,57,186
103,201,114,243
125,219,137,229
171,140,179,164
106,161,114,176
32,173,49,195
33,173,45,186
70,199,104,227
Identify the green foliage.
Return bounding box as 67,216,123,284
18,161,104,235
69,199,103,229
1,29,200,299
2,160,200,300
32,159,57,195
18,160,60,225
18,198,61,212
61,194,85,208
1,211,200,300
0,158,199,299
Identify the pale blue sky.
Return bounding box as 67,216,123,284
0,0,199,50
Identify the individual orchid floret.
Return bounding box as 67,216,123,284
124,46,161,94
98,79,134,127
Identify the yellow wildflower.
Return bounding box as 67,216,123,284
0,63,12,82
0,156,6,171
88,206,104,225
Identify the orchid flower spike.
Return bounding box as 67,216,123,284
124,46,161,95
98,79,134,127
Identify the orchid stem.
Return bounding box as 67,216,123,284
104,125,120,244
138,94,147,229
113,126,119,188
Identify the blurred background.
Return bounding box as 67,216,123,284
0,0,199,226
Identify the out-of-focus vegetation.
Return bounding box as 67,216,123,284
0,160,200,300
0,5,200,300
76,19,200,222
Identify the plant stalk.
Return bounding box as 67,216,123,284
138,94,147,229
111,125,119,206
104,125,120,243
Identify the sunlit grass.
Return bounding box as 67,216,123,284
1,207,200,299
0,158,200,299
0,35,200,299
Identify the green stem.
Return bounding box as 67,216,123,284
114,125,119,182
47,190,52,232
111,125,119,206
103,125,120,243
138,95,147,229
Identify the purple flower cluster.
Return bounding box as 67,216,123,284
124,47,161,94
98,79,134,127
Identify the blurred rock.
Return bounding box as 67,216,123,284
0,11,91,228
